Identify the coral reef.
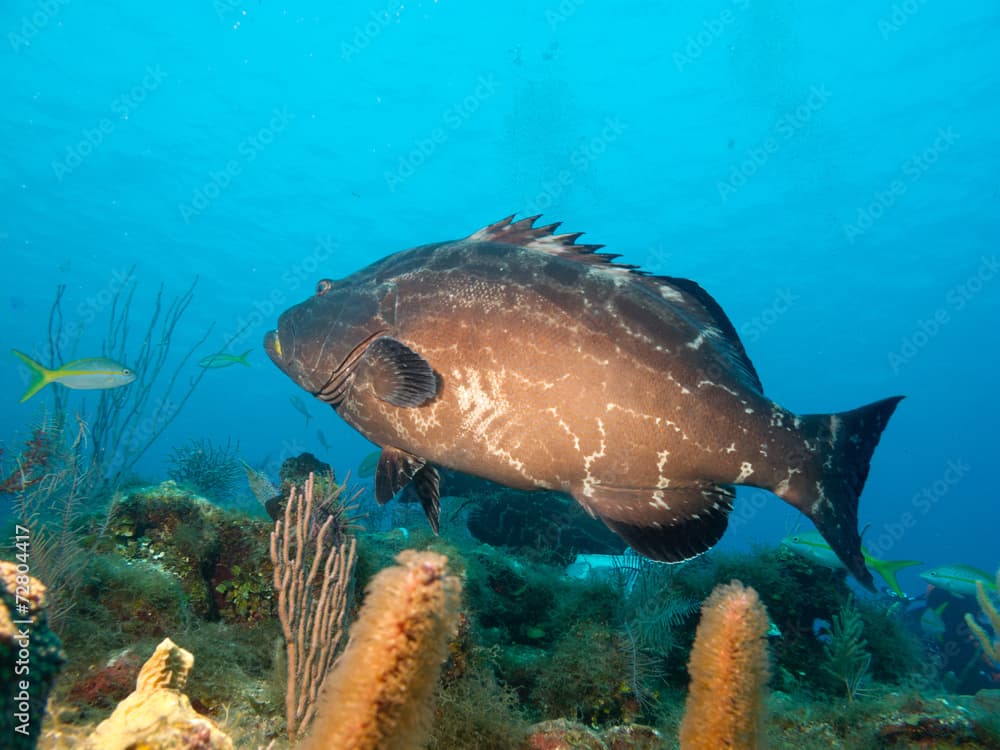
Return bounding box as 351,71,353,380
533,620,636,726
106,480,274,623
821,598,872,702
83,637,233,750
167,437,243,502
15,466,999,750
1,414,94,632
428,669,530,749
299,550,462,750
66,649,144,711
521,718,607,749
521,718,667,749
0,560,65,749
679,580,771,750
764,690,1000,748
267,452,339,520
0,422,58,494
278,452,334,493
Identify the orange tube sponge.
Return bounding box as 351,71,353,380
679,580,771,750
299,550,461,750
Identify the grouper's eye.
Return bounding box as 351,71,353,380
315,279,333,296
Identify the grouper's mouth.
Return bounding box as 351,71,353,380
263,330,283,366
265,326,328,397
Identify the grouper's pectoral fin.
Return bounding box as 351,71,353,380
354,336,438,407
374,446,441,533
575,484,735,563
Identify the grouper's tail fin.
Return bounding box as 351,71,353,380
775,395,904,590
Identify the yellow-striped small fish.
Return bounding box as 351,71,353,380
199,349,252,369
920,564,998,598
782,530,921,597
12,349,136,403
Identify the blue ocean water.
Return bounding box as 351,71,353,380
1,0,997,594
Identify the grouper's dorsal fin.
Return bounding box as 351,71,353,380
648,275,763,394
469,215,763,394
468,214,615,261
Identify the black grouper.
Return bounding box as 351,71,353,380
265,216,902,588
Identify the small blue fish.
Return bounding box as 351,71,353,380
12,350,136,402
316,429,330,452
288,394,313,426
812,618,833,644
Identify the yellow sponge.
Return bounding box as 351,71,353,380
300,550,461,750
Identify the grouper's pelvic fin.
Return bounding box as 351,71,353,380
775,395,904,590
374,446,441,533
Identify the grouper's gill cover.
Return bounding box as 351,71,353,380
264,215,903,589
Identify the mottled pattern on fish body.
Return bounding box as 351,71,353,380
265,217,902,586
345,244,787,494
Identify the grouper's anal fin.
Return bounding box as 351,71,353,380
374,446,441,533
574,484,735,563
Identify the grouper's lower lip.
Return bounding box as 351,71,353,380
263,330,282,362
